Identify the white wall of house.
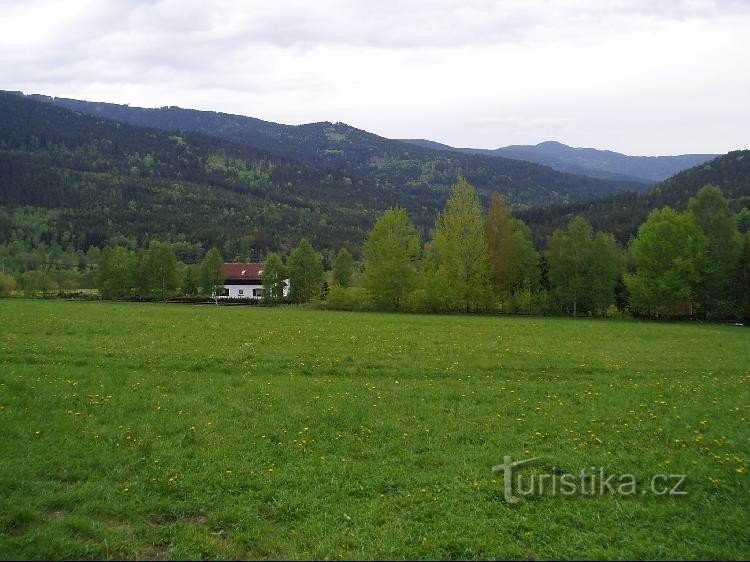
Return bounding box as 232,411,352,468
219,280,289,299
224,284,264,299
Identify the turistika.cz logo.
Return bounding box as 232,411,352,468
492,455,687,504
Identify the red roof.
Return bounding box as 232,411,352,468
223,263,264,281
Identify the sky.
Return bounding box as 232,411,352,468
1,0,748,156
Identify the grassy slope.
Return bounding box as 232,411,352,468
0,300,747,559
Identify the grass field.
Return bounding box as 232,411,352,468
0,300,748,560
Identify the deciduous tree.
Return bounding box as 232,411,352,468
688,184,741,319
361,207,421,310
287,238,324,303
624,208,706,316
332,248,355,288
432,177,491,312
198,247,224,297
262,252,287,305
141,241,179,301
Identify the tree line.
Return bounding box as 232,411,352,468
5,176,748,322
282,177,748,321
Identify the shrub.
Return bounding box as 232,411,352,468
326,285,373,311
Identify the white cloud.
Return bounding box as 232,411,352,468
1,0,748,154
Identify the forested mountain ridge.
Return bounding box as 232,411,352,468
517,149,750,246
17,91,647,206
0,91,441,257
402,138,717,183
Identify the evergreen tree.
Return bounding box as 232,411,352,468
432,176,491,312
287,238,324,303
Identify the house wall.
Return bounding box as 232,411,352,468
223,284,264,299
220,280,290,299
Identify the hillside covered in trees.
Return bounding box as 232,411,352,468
0,91,440,260
1,91,747,322
20,91,646,205
518,150,750,247
402,139,717,184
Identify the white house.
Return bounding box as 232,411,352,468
218,263,289,300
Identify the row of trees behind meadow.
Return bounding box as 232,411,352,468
21,177,748,321
318,178,749,320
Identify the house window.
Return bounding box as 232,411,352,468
238,289,244,296
253,288,263,297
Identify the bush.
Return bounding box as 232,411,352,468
325,285,373,311
0,272,17,297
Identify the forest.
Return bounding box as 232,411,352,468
1,92,748,321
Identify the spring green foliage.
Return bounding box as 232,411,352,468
198,248,224,297
0,272,16,296
182,266,197,297
510,219,541,294
625,208,707,316
97,246,137,299
0,300,748,559
261,252,287,305
518,149,750,248
325,285,373,311
688,185,742,318
287,239,324,304
734,235,750,321
485,193,517,299
139,241,179,301
545,217,622,316
361,208,421,310
432,177,491,312
332,248,355,288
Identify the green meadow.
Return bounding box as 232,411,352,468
0,299,748,560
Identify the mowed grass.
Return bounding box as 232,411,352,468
0,300,747,560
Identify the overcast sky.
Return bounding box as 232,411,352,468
1,0,748,155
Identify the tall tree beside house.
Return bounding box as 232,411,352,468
141,241,179,301
198,247,224,297
332,247,355,288
485,193,519,300
262,252,287,305
361,207,421,310
97,246,137,299
624,207,707,316
182,266,197,296
287,238,324,303
432,176,491,312
688,184,741,319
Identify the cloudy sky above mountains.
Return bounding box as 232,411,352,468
2,0,748,155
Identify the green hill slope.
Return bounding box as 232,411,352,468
517,150,750,246
26,92,645,206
